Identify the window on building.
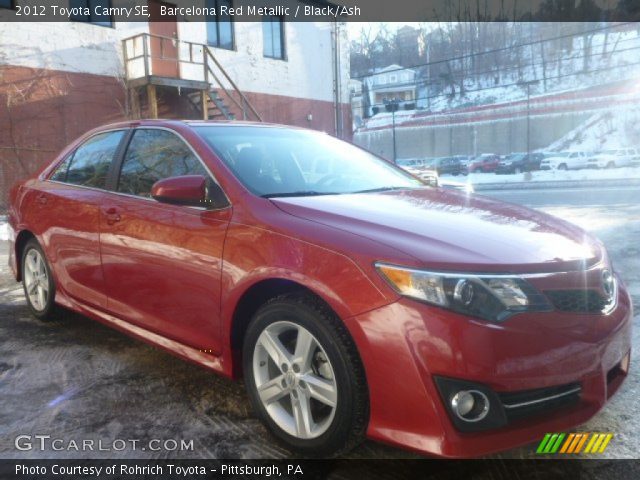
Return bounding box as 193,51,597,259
61,131,125,189
0,1,14,10
117,129,209,198
263,16,285,59
69,0,113,27
206,0,234,49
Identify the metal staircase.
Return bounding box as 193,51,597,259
186,90,236,120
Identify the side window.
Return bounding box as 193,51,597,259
118,129,209,198
64,131,124,188
49,154,73,182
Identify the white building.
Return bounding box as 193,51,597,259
362,64,417,117
0,0,350,208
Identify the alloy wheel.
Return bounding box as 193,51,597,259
24,248,49,312
252,321,338,439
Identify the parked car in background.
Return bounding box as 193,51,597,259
587,149,638,169
540,151,589,170
495,152,544,174
468,154,501,173
401,164,439,187
452,155,471,175
432,157,465,176
397,158,427,169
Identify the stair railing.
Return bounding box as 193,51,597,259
122,33,262,122
204,47,263,122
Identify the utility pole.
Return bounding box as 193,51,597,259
390,100,399,164
519,80,539,158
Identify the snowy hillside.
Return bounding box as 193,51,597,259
362,28,640,129
546,108,640,152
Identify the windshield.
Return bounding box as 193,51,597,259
194,126,423,197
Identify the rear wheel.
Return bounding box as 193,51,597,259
22,239,58,321
243,293,368,457
606,161,616,169
558,163,568,171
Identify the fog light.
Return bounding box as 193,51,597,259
451,390,490,422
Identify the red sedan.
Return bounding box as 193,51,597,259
468,153,501,173
7,120,631,458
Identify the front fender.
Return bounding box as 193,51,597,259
218,221,397,376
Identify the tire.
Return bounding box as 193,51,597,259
21,239,58,321
558,163,568,171
243,293,368,457
606,162,616,169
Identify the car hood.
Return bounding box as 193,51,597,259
271,188,601,273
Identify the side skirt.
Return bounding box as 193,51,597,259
56,293,229,377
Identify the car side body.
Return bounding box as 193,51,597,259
6,120,632,458
540,151,589,171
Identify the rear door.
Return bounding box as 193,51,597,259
100,128,231,352
38,130,127,308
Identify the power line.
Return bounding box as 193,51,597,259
358,58,640,112
357,40,640,93
350,22,635,80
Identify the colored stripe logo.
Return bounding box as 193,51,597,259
536,433,613,454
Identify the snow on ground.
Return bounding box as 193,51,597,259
0,217,8,242
441,166,640,185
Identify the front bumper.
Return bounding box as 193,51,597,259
344,276,632,458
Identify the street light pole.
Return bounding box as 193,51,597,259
520,80,539,158
389,99,399,165
526,83,531,158
392,107,397,164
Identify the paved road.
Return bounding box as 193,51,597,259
0,185,638,467
479,185,639,207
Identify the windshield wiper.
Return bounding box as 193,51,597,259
261,191,339,198
352,186,411,194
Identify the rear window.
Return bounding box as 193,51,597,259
51,131,125,189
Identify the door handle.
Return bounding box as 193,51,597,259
36,194,48,205
105,207,121,225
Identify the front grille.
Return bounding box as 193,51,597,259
499,383,581,422
544,290,611,313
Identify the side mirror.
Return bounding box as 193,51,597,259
151,175,207,207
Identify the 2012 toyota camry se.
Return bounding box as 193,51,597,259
7,120,632,458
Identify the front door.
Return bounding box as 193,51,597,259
148,0,179,78
100,128,230,352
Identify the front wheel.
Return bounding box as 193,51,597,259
243,294,368,457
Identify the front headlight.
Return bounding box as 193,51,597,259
375,263,551,322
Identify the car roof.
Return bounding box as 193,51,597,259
90,119,308,132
